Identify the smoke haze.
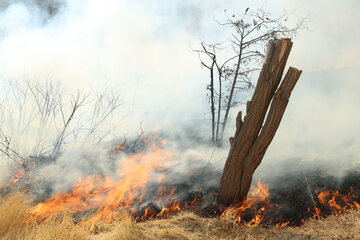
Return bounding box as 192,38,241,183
0,0,359,195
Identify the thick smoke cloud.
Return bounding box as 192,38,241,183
0,0,215,192
0,0,359,198
254,67,360,182
0,0,208,134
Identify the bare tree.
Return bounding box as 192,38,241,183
194,8,306,144
0,79,122,182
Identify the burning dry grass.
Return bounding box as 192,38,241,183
82,210,360,239
0,192,87,240
1,192,360,240
134,211,360,240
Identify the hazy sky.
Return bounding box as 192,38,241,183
0,0,359,173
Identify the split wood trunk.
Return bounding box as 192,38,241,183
217,38,302,205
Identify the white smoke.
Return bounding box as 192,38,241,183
0,0,208,134
0,0,359,195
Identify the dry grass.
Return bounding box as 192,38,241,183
0,192,87,240
1,192,359,240
0,192,28,238
135,211,360,240
92,210,360,240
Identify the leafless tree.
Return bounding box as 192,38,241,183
0,79,122,181
193,8,307,145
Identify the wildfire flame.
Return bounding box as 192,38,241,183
8,160,36,184
221,181,271,227
26,138,173,230
4,135,360,230
310,186,360,219
24,137,274,230
10,168,26,184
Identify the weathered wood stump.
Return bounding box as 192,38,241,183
217,38,302,205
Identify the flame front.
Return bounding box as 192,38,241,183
312,186,360,218
26,140,172,229
221,181,271,226
20,137,360,230
25,138,273,230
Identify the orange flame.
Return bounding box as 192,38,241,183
314,186,360,216
8,160,36,184
25,136,274,230
22,136,360,230
10,168,25,184
221,181,271,227
26,139,172,230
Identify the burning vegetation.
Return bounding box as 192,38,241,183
0,48,358,235
0,0,358,238
0,38,358,239
1,133,360,239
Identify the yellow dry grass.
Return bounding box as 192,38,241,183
0,192,87,240
0,192,28,237
1,192,359,240
125,211,360,240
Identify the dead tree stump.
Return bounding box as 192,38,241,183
217,38,302,205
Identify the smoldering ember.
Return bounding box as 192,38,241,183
0,1,360,240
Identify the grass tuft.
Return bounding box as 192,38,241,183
0,192,28,238
0,192,87,240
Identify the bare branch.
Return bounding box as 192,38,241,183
193,7,306,144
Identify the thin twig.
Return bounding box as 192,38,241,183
299,161,320,220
